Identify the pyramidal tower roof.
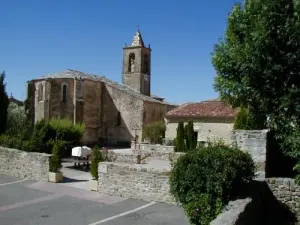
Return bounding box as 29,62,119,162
131,30,145,47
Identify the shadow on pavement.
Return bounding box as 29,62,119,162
62,177,89,183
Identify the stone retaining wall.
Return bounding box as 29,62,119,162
114,150,184,164
267,178,300,221
0,146,50,181
98,162,175,203
210,198,254,225
134,143,174,152
211,179,300,225
232,130,268,173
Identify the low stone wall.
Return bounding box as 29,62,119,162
98,162,175,204
134,143,174,152
267,178,300,221
0,146,50,181
232,130,268,173
210,198,253,225
211,178,300,225
114,150,185,164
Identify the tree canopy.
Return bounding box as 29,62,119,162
212,0,300,157
0,71,9,134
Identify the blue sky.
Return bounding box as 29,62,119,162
1,0,239,104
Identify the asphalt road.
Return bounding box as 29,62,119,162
0,175,189,225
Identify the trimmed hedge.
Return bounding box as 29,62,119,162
169,141,255,225
0,119,84,156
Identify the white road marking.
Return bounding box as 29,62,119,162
87,201,156,225
0,179,28,187
0,194,63,212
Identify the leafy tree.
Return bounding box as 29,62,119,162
175,122,185,152
142,121,166,144
0,71,9,134
212,0,300,158
5,102,29,136
234,107,252,130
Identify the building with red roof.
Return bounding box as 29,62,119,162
165,100,239,145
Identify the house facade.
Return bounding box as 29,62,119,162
165,100,238,145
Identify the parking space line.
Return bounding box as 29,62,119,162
87,201,156,225
0,179,28,187
0,193,63,212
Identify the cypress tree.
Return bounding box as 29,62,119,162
185,121,197,150
184,124,190,150
0,71,9,135
176,122,185,152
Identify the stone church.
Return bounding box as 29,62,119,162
26,30,177,146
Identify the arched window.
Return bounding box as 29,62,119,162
128,53,135,72
144,54,149,74
38,83,43,102
62,84,67,102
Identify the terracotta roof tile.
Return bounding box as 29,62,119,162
166,101,238,118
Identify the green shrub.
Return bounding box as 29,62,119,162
142,121,166,144
0,134,24,150
49,140,63,173
169,141,255,225
90,146,102,180
31,119,56,153
49,119,84,146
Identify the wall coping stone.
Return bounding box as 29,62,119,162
210,198,252,225
100,162,171,174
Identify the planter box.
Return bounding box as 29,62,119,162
48,172,63,183
89,179,98,191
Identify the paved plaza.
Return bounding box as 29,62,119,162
0,170,189,225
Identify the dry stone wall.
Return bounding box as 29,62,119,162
0,146,50,181
212,130,300,225
267,178,300,221
232,130,268,174
134,143,174,152
98,162,175,204
114,149,184,164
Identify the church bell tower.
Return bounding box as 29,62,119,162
122,30,151,96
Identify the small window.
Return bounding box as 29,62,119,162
144,54,149,74
38,83,43,102
115,111,121,126
62,84,67,102
128,53,135,72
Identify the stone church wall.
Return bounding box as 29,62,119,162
100,83,144,145
143,102,166,125
48,78,75,120
82,79,102,144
